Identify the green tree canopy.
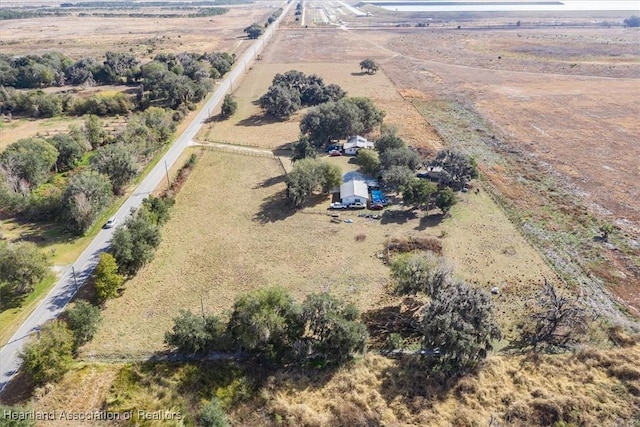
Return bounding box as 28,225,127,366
244,23,264,39
356,148,380,177
110,206,161,276
97,51,140,84
164,310,226,354
292,135,317,162
220,93,238,118
94,252,124,302
19,320,74,384
421,281,501,378
48,133,86,172
390,252,452,298
401,178,436,209
375,130,406,154
259,84,301,119
0,240,50,298
381,165,414,191
141,194,175,226
65,299,101,348
297,293,368,366
359,58,379,74
0,137,58,190
435,187,457,214
285,158,341,208
259,71,346,119
90,143,138,195
429,149,479,190
380,146,421,171
299,97,384,146
62,170,112,233
227,287,302,361
84,115,108,149
204,52,235,77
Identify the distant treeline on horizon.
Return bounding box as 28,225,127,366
60,0,252,7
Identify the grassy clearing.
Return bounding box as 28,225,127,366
0,116,86,152
198,62,413,149
84,146,556,357
409,97,640,323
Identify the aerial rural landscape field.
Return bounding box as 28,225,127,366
1,0,639,426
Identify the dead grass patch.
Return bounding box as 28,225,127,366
386,236,442,255
0,7,272,59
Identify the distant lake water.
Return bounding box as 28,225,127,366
361,1,640,12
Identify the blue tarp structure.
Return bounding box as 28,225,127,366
371,190,387,205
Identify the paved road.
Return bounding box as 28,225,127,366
0,1,292,395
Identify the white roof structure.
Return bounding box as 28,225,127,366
344,135,374,150
340,179,369,200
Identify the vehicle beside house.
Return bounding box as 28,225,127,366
343,135,374,155
340,178,369,206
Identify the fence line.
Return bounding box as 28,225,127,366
199,144,275,158
276,156,288,176
209,139,276,150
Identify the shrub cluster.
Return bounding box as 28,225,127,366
259,70,346,119
165,288,368,368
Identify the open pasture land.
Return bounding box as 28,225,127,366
0,116,87,152
260,23,640,313
201,30,442,150
374,26,640,312
262,25,640,237
0,6,274,60
84,147,555,357
379,27,640,233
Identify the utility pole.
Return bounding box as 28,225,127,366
164,160,171,189
201,296,205,320
71,266,78,292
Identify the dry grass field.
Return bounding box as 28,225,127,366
0,6,275,60
26,346,640,426
0,116,86,151
200,61,441,151
4,6,640,426
84,146,554,357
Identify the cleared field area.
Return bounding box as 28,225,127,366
201,61,441,151
1,115,97,151
260,25,639,314
0,6,273,59
84,149,388,356
84,145,555,357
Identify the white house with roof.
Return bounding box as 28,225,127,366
340,178,369,206
343,135,374,155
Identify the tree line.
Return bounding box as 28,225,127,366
1,107,175,222
0,50,233,111
15,154,197,389
0,50,236,119
165,287,368,368
0,109,178,307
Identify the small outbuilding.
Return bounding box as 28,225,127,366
343,135,374,155
340,179,369,206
